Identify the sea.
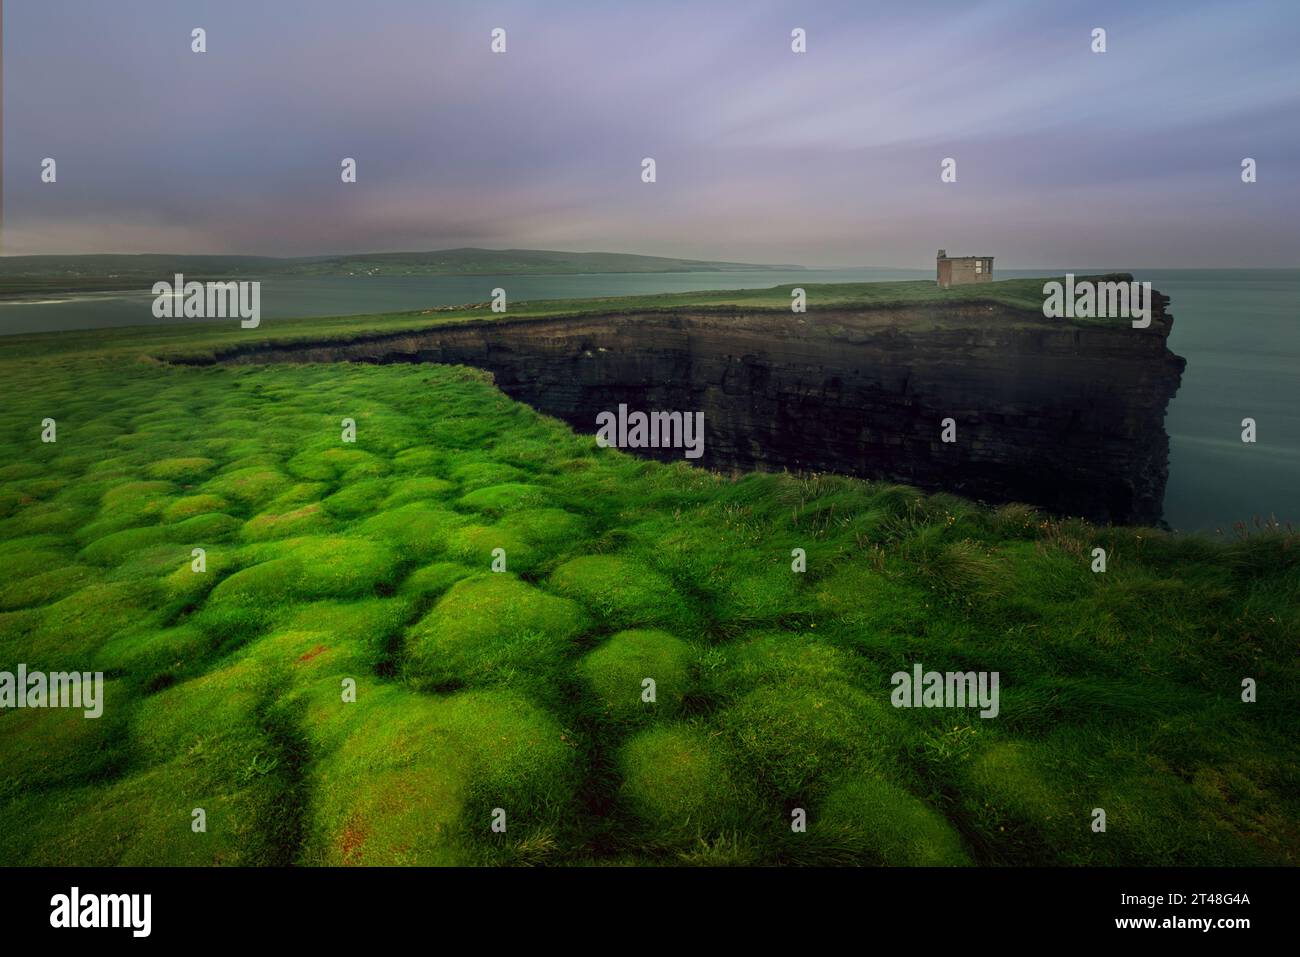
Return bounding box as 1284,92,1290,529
2,267,1295,533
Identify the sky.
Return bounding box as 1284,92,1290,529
4,0,1299,268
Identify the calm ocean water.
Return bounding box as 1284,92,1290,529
2,268,1295,532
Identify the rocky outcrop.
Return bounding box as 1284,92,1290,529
192,292,1186,524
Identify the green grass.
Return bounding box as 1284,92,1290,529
0,274,1136,368
0,247,802,297
0,280,1295,866
579,629,695,724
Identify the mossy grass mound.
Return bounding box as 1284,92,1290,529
382,476,456,507
0,762,287,866
578,629,694,723
300,682,577,865
618,724,753,846
241,503,330,541
321,478,393,519
445,523,538,575
497,507,588,547
147,457,218,481
0,564,96,611
456,482,549,517
812,774,972,866
403,574,587,690
356,504,465,561
13,581,162,669
79,512,239,565
0,679,129,801
549,555,691,630
163,493,231,522
92,623,212,674
207,536,401,607
714,635,904,801
201,467,292,508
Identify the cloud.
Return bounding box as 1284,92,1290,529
4,0,1298,266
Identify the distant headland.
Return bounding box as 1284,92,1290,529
0,248,807,298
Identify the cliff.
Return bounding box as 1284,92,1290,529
190,289,1186,525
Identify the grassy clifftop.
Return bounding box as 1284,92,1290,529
0,307,1294,864
1,276,1134,365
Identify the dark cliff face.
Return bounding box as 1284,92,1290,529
203,295,1186,525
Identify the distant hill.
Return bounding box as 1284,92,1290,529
0,248,806,297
